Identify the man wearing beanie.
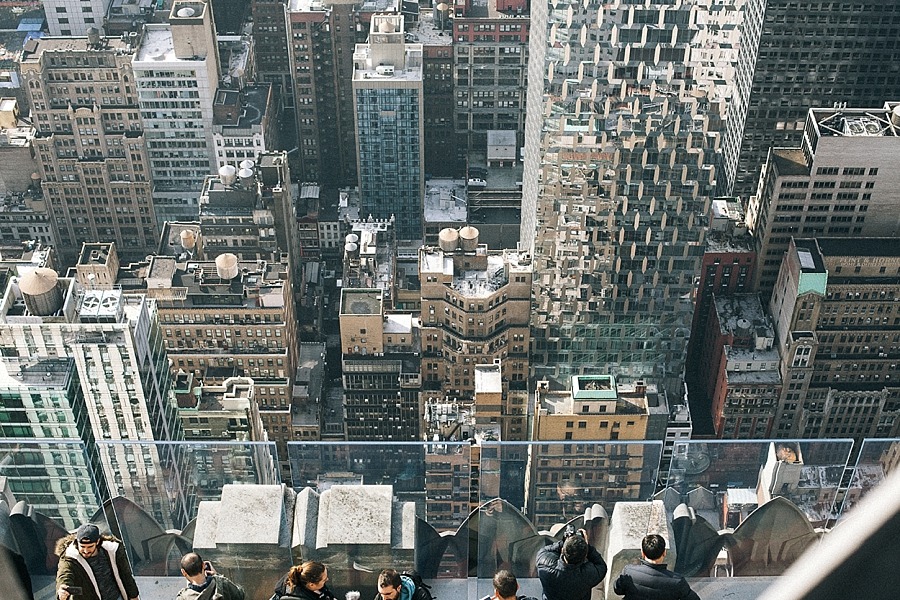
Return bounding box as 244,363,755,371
55,523,140,600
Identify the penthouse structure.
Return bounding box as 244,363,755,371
748,104,900,299
134,1,221,225
353,14,425,240
212,84,279,168
20,34,156,265
0,269,187,527
722,1,900,199
522,0,720,397
44,0,112,36
770,238,900,441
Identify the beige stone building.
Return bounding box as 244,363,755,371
20,35,157,265
419,226,531,400
770,237,900,441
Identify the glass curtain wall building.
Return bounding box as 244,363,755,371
522,1,720,398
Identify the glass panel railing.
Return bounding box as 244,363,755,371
288,441,473,596
0,439,109,597
475,441,662,582
0,437,893,600
838,438,900,519
665,439,854,578
97,440,283,592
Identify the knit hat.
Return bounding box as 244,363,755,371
76,523,100,544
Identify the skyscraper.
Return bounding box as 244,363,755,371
722,0,900,199
352,14,425,241
20,35,157,265
0,270,188,527
747,104,900,299
133,1,221,226
522,1,720,397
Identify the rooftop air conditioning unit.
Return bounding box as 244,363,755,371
375,65,395,76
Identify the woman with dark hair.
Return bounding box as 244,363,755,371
274,561,337,600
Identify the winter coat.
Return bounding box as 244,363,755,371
613,560,701,600
275,583,337,600
536,540,608,600
176,574,245,600
372,575,418,600
54,534,139,600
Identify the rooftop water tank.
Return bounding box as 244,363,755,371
219,164,237,186
215,253,239,280
438,227,459,252
180,229,197,250
238,167,254,189
459,226,479,251
345,242,359,259
19,268,62,316
345,233,359,245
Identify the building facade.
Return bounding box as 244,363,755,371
452,0,528,167
134,2,221,226
722,0,900,199
44,0,111,36
352,14,425,240
0,271,187,527
20,35,157,265
747,104,900,299
522,0,719,397
770,238,900,442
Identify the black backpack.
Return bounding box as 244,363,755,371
402,570,434,600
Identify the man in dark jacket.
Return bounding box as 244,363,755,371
613,534,700,600
55,523,140,600
536,528,607,600
176,553,244,600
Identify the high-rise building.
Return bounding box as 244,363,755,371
452,0,528,168
286,0,388,185
212,85,279,168
418,226,531,402
747,104,900,299
338,288,422,440
0,269,187,527
522,0,720,397
352,14,425,241
134,1,221,226
43,0,111,36
415,12,455,178
20,35,157,265
251,0,293,107
0,357,102,529
684,197,755,433
770,237,900,442
722,1,900,199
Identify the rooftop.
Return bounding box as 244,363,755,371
771,148,809,176
816,238,900,259
340,288,383,316
423,179,467,223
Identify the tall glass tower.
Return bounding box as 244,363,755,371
522,1,721,398
352,14,425,241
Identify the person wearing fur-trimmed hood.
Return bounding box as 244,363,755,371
54,523,140,600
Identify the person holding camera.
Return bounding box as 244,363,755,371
55,523,140,600
176,553,244,600
272,561,337,600
536,527,607,600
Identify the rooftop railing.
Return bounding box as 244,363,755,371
0,438,896,600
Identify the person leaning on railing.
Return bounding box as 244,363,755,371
613,534,701,600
